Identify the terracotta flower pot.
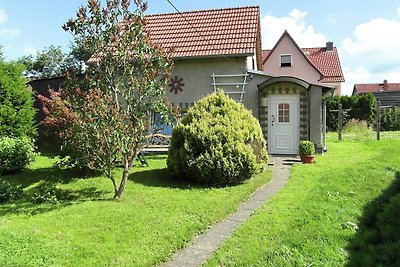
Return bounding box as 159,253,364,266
300,154,314,164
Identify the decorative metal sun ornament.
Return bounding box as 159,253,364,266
168,76,185,94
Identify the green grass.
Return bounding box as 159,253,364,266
206,132,400,266
0,155,271,266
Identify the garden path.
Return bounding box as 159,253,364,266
161,156,299,267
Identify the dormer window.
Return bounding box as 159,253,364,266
280,54,292,67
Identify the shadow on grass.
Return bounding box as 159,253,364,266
128,167,249,190
0,167,109,216
1,166,96,189
129,168,196,189
346,171,400,267
128,167,228,190
0,186,107,216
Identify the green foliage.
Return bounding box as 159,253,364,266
326,94,377,131
381,107,400,131
17,45,83,79
348,172,400,267
0,59,37,138
0,137,36,175
0,180,23,202
167,93,268,186
298,140,314,155
40,0,173,199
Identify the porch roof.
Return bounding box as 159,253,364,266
249,70,335,93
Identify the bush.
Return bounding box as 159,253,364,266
0,137,36,175
167,93,268,186
298,141,315,155
326,94,377,131
0,59,37,138
381,107,400,131
0,180,23,202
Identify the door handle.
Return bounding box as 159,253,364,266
271,115,275,126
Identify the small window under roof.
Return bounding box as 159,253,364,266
280,54,292,67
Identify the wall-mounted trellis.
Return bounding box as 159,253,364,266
211,73,249,103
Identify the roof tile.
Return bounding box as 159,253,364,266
354,83,400,93
145,6,260,58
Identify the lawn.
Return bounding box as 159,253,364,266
206,132,400,266
0,155,271,266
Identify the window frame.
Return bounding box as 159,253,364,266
280,54,292,67
277,103,290,124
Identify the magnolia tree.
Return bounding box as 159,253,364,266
41,0,174,199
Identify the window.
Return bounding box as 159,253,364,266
280,54,292,67
151,112,174,135
278,103,290,123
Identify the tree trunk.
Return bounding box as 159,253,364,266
107,170,119,197
114,160,131,199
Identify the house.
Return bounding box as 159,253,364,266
31,6,346,155
353,80,400,107
261,30,345,96
145,6,263,109
147,6,345,154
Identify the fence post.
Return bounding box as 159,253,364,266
376,101,381,140
338,103,342,141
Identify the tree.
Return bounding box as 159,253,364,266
18,45,84,79
41,0,173,199
0,50,36,138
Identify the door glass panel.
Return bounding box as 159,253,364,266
278,103,290,123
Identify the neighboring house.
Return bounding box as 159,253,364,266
28,76,67,122
353,80,400,107
261,30,345,96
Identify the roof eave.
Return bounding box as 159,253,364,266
173,53,254,60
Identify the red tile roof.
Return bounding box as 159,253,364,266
262,47,345,83
353,83,400,94
302,47,344,83
145,6,260,58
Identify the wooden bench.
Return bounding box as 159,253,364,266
142,133,171,153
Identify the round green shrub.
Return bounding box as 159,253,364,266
0,137,36,175
299,141,315,155
167,93,268,186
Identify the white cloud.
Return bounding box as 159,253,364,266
260,8,328,49
339,17,400,95
0,9,7,24
0,28,20,38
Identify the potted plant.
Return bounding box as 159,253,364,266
299,140,315,164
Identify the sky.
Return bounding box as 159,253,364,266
1,0,400,95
